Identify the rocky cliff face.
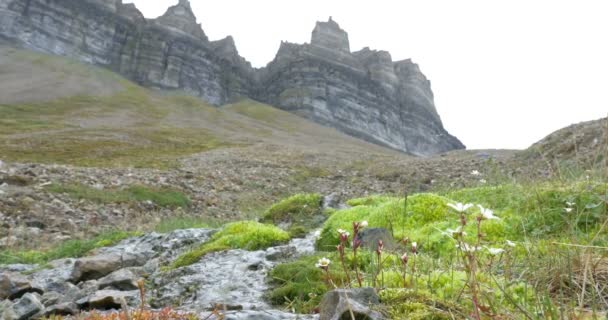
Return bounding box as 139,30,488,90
0,0,464,155
259,18,464,155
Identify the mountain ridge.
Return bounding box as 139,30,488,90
0,0,465,155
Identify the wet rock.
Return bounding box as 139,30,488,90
322,193,344,210
98,269,139,291
265,246,297,261
3,292,45,320
319,288,384,320
217,310,319,320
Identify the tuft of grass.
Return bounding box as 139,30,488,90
0,230,140,265
46,183,191,208
171,221,290,269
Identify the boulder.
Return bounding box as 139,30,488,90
98,269,139,290
356,228,396,251
70,254,125,283
81,290,139,310
3,293,45,320
319,288,385,320
0,273,42,300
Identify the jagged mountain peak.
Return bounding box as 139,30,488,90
311,17,350,53
154,0,207,41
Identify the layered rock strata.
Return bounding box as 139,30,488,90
0,0,464,155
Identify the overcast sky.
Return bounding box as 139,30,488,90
126,0,608,150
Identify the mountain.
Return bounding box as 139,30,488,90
0,0,464,156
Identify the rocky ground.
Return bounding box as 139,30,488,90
0,146,520,252
0,227,323,319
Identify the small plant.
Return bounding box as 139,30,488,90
351,220,367,287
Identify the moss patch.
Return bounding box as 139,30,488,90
171,221,290,269
316,194,450,251
261,193,325,235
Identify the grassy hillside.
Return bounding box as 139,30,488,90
0,46,394,169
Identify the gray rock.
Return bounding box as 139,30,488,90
98,269,139,290
319,288,385,320
3,293,45,320
0,1,463,156
70,254,126,283
265,246,297,261
0,272,41,300
85,289,140,310
356,228,396,251
41,291,63,306
44,302,79,316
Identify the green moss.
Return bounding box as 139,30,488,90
346,195,394,207
171,221,290,269
0,230,140,265
262,193,323,227
316,194,450,251
46,183,191,208
380,289,465,320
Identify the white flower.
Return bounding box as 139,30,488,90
471,170,481,176
506,240,516,247
479,179,487,184
486,247,505,256
565,201,575,207
315,257,331,268
564,208,573,213
447,202,474,213
412,242,417,250
456,243,480,252
359,221,368,228
478,205,499,220
337,229,350,237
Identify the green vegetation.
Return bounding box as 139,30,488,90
268,181,608,317
0,230,140,265
46,183,191,208
171,221,290,269
316,193,452,251
0,82,232,169
261,193,324,236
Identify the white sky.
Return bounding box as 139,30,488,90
126,0,608,150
